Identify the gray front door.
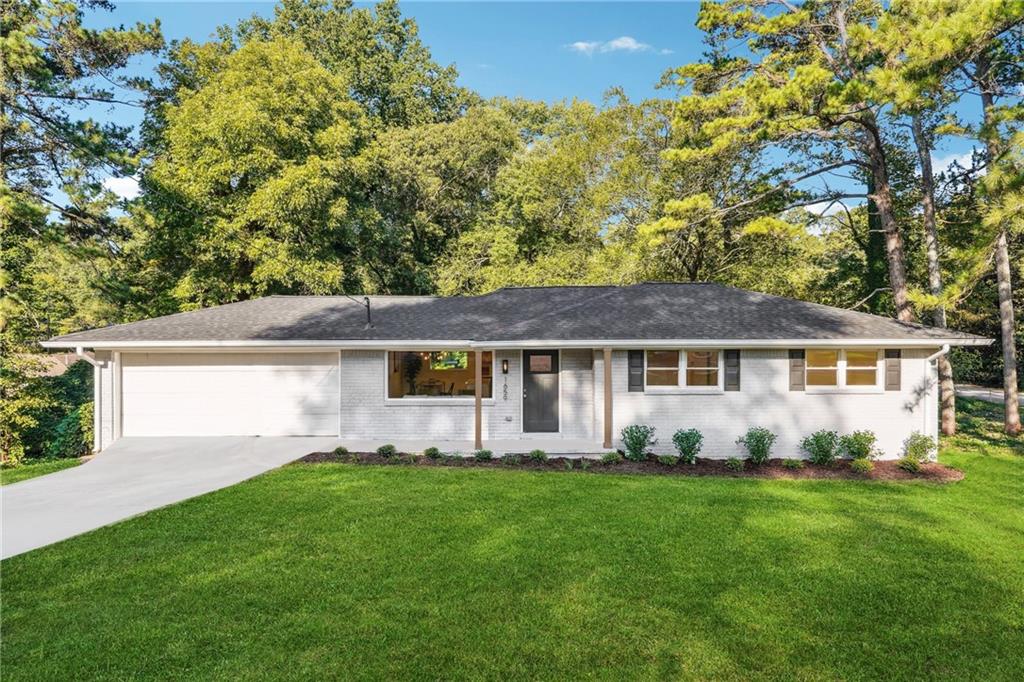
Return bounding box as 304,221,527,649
523,350,559,432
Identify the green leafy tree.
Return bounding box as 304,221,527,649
1,0,161,463
134,39,367,307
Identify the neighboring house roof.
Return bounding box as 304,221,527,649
42,283,989,348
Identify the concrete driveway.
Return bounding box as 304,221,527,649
1,436,335,559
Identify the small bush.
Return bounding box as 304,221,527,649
897,455,922,473
423,446,442,459
801,430,839,466
578,458,592,471
621,424,656,461
725,457,745,472
564,459,574,470
601,451,623,465
45,403,92,459
657,454,679,466
903,432,937,463
672,428,703,464
782,458,805,470
333,445,349,456
376,444,397,458
839,430,879,460
529,449,548,462
474,449,493,461
850,458,875,475
736,427,776,465
500,452,522,466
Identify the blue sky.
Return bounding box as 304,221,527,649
88,1,979,209
94,1,700,104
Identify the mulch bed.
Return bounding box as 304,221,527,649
298,451,964,483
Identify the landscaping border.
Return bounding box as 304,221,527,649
298,450,964,482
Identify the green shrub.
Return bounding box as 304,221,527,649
601,451,623,465
423,446,442,459
782,458,805,470
671,428,703,464
528,449,548,462
333,445,349,456
500,453,522,465
903,432,937,463
376,444,397,458
897,455,922,473
736,427,776,465
725,457,745,472
621,424,656,461
44,402,92,458
839,430,879,460
850,458,874,475
474,449,493,461
800,430,838,465
578,458,592,471
564,459,574,470
657,454,679,466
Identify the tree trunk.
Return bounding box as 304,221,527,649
911,114,956,435
861,117,914,323
976,52,1021,435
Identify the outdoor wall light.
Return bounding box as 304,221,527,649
502,359,509,374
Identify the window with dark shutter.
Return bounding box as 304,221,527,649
628,350,644,392
885,349,901,391
724,350,740,391
789,350,805,391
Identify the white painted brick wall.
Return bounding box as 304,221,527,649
339,350,523,440
560,349,594,438
594,349,938,460
94,352,115,452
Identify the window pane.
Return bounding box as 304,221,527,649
528,355,552,372
807,369,838,386
846,350,876,368
847,369,876,386
646,350,678,369
646,369,679,386
807,349,838,368
388,351,491,398
687,350,718,368
686,369,719,386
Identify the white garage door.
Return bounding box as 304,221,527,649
121,352,339,436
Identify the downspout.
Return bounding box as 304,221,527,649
923,345,950,453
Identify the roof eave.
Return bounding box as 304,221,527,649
39,336,992,350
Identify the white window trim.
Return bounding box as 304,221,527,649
382,350,495,405
643,349,725,394
805,349,884,394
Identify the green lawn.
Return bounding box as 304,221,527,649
0,458,81,486
2,399,1022,680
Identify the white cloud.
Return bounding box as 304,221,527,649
604,36,650,52
569,41,602,56
659,48,675,55
804,199,855,217
103,175,141,200
568,36,664,56
932,150,975,175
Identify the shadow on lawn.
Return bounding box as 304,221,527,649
950,397,1023,456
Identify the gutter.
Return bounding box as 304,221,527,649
40,338,993,351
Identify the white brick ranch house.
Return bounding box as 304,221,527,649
41,283,988,459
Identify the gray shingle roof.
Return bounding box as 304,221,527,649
45,283,986,345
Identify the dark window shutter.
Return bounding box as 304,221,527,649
724,350,740,391
789,350,805,391
628,350,644,392
885,349,901,391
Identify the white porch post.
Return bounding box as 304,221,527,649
474,349,483,450
603,347,613,449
